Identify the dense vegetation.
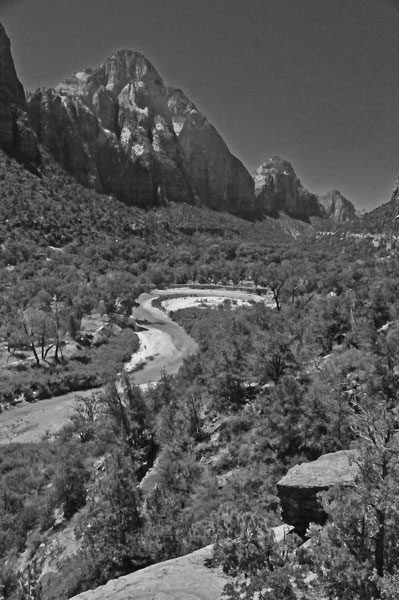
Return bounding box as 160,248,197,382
2,149,399,599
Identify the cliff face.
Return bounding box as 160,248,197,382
166,87,255,218
26,51,255,214
28,51,194,207
318,189,357,222
254,157,357,222
0,23,38,167
254,156,322,221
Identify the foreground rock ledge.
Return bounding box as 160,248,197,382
277,450,359,536
70,545,228,600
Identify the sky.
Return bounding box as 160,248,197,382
1,0,399,210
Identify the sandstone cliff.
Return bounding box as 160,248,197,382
318,189,357,222
0,23,38,167
254,156,322,221
27,51,255,214
28,50,194,207
166,87,255,218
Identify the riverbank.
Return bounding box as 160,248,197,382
0,287,267,444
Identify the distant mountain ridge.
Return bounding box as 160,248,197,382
254,156,323,220
253,156,358,223
318,189,357,222
0,22,358,223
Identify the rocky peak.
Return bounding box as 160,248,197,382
318,189,357,222
29,49,195,207
103,50,164,97
254,155,321,220
254,155,297,190
0,22,39,166
57,50,164,103
1,22,256,216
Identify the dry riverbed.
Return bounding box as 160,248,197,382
0,288,269,444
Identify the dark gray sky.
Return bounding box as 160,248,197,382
1,0,399,210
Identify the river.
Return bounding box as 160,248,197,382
0,288,265,444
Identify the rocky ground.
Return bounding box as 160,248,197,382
70,546,228,600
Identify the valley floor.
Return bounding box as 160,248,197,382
0,287,266,445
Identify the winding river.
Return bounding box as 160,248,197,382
0,288,265,445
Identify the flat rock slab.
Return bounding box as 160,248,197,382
70,545,228,600
278,450,359,489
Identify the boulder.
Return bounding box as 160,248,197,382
68,525,292,600
318,189,357,222
277,450,359,536
254,156,322,221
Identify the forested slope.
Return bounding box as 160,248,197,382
2,149,399,598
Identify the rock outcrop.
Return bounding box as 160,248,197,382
0,23,39,167
69,526,292,600
254,156,322,221
69,545,227,600
277,450,359,536
166,87,255,218
318,189,357,222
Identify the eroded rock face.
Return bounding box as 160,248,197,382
167,87,255,218
318,189,357,222
277,450,359,536
27,51,256,213
0,23,39,167
254,156,322,221
28,50,195,207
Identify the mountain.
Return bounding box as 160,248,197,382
0,23,39,168
28,50,195,208
26,50,255,216
0,21,357,224
254,155,322,221
318,189,357,222
254,156,357,223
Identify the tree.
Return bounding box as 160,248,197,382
101,376,154,463
308,394,399,598
78,451,147,585
255,329,298,384
212,506,301,600
53,444,90,519
264,263,290,311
